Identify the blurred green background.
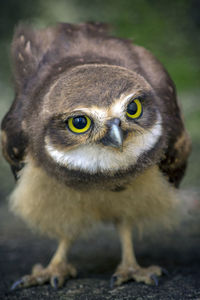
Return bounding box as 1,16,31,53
0,0,199,199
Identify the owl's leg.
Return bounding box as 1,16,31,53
11,239,76,290
111,222,163,287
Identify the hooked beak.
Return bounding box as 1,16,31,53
101,118,123,151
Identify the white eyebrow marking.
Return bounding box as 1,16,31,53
111,93,136,117
72,107,108,121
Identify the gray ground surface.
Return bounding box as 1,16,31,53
0,193,200,300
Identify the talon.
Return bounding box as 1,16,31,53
10,278,24,291
51,276,59,289
150,274,159,286
110,275,118,289
162,268,169,276
10,261,76,289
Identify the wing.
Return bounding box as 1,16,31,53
1,96,28,180
1,23,61,180
159,123,191,187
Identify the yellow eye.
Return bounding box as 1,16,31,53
126,99,143,119
67,116,91,134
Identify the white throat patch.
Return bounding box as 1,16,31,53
45,114,162,174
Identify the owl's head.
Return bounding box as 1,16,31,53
27,64,164,179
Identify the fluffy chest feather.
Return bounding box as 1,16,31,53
10,159,178,239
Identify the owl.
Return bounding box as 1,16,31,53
1,23,191,289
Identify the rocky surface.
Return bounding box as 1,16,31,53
0,194,200,300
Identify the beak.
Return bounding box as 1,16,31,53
101,118,123,151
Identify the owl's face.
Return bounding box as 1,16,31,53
29,64,163,178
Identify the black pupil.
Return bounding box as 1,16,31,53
72,116,87,129
127,101,137,115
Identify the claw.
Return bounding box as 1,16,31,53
162,268,169,276
110,275,118,289
10,278,24,291
51,276,59,289
150,274,159,286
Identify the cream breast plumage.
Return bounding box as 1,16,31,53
1,22,191,289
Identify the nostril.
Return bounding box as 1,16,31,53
107,118,121,127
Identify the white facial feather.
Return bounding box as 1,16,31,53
73,107,107,121
111,93,136,118
45,113,162,174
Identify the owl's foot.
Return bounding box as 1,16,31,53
110,264,163,288
11,262,77,290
